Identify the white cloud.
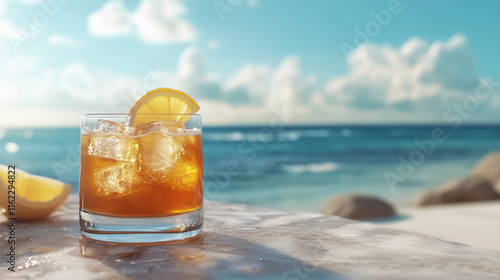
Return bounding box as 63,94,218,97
191,34,497,124
0,18,20,38
88,0,132,36
197,100,272,125
168,48,317,111
224,64,271,105
87,0,195,43
0,108,84,128
133,0,196,43
247,0,259,7
54,63,142,110
2,34,499,127
0,56,139,116
220,56,318,115
47,34,78,46
59,63,98,102
172,46,222,100
325,34,479,110
268,56,317,107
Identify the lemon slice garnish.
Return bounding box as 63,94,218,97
0,165,71,221
129,88,200,125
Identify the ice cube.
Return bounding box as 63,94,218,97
89,135,138,162
89,120,138,162
158,120,187,136
133,120,186,137
93,119,134,135
168,157,201,191
137,128,186,184
94,163,139,195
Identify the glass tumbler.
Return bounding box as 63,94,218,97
79,114,203,242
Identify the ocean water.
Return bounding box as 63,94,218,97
1,125,500,212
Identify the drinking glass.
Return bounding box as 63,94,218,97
79,114,203,242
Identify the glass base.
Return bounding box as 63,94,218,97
79,208,203,243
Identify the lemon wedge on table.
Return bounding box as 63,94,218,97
129,87,200,125
0,165,71,221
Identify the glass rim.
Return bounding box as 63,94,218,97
82,113,201,117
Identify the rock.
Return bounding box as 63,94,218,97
415,176,500,206
321,194,395,220
472,152,500,192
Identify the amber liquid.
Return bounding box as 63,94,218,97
80,134,203,217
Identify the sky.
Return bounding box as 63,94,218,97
0,0,500,127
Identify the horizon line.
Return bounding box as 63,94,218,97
4,122,500,130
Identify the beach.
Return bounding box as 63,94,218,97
377,201,500,251
1,125,500,251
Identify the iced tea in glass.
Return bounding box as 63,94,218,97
79,114,203,243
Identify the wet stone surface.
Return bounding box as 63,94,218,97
1,195,500,279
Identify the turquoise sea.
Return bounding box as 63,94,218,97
1,125,499,212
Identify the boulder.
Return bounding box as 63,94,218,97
415,176,500,206
472,152,500,192
321,194,395,220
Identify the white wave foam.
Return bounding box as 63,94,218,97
203,132,245,141
281,162,339,174
204,129,332,142
277,131,300,141
204,131,295,142
300,129,331,138
340,128,352,137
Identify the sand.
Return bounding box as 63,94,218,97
376,201,500,251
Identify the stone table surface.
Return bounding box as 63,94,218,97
1,195,500,280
